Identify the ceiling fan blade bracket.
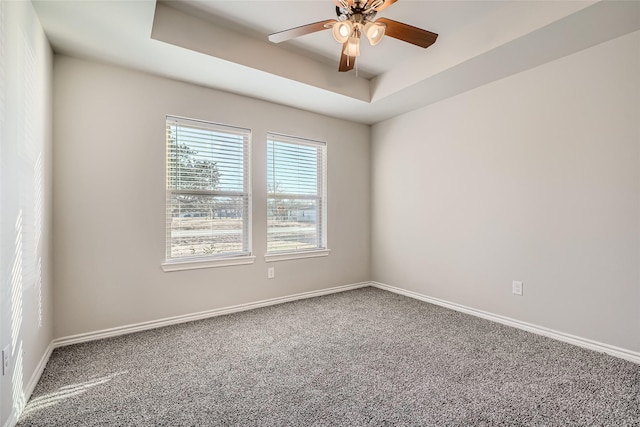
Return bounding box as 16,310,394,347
336,6,351,19
372,0,397,12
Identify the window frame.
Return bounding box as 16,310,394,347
265,132,329,262
162,115,254,272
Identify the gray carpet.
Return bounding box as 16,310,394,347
18,287,640,426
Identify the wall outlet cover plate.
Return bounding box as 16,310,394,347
512,281,523,296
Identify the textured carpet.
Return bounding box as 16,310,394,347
18,287,640,426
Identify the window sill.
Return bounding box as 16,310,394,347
162,255,256,272
264,249,331,263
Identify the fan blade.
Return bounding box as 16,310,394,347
371,0,397,11
339,43,356,72
268,20,336,43
376,18,438,48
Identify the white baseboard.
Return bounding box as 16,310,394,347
55,279,640,364
2,413,16,427
2,341,54,427
2,412,17,427
53,281,371,348
24,341,53,401
372,281,640,365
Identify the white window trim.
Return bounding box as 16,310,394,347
164,115,252,269
266,132,328,256
264,249,331,263
162,255,256,272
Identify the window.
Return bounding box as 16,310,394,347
266,133,328,261
163,116,253,271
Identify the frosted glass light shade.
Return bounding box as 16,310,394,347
332,21,353,43
343,36,361,57
364,21,385,45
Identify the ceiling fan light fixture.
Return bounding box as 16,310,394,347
344,36,361,57
267,0,438,73
364,21,385,45
332,21,353,43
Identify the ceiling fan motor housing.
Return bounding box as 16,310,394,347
336,3,378,22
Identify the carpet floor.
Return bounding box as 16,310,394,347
17,287,640,426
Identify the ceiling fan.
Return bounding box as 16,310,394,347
268,0,438,72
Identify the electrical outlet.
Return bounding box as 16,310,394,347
267,267,275,279
2,345,10,376
512,281,523,296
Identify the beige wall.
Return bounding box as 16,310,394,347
371,30,640,353
52,56,371,339
0,0,54,424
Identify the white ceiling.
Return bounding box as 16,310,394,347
33,0,640,124
174,0,505,78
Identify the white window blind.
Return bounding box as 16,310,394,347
166,116,251,261
267,133,326,254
